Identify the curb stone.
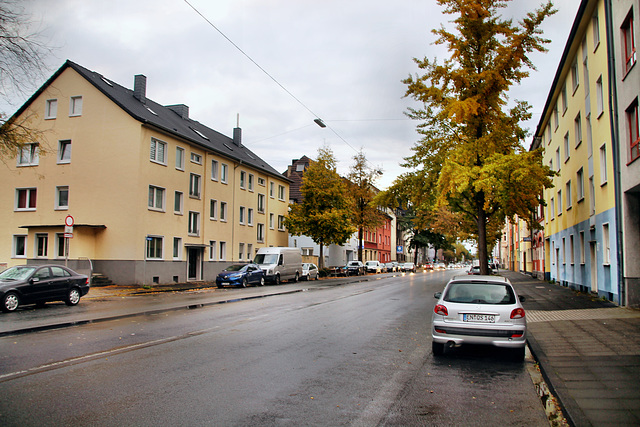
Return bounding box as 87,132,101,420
525,345,569,427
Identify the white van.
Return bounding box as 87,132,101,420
253,247,303,285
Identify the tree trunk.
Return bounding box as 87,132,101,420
319,242,324,269
358,227,363,261
476,192,489,275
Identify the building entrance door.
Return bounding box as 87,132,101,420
187,247,202,281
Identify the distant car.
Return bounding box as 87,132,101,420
382,262,397,272
346,261,365,276
435,263,446,270
468,266,481,275
432,275,527,360
364,260,382,273
301,263,319,280
0,264,90,312
401,262,416,273
216,263,265,288
424,263,434,270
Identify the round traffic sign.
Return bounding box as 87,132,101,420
65,215,74,227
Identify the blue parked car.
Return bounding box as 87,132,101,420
216,263,265,288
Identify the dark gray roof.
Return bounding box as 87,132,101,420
15,60,289,181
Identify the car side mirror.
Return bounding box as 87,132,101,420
30,277,40,284
519,296,526,302
434,292,442,299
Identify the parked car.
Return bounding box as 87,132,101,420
424,263,434,270
216,263,265,288
435,263,446,270
468,266,481,275
432,275,527,360
346,261,365,276
301,263,319,280
364,260,382,273
254,247,303,284
401,262,416,273
382,262,397,272
0,264,90,312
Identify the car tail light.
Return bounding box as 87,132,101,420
510,308,525,319
434,304,448,316
511,331,524,338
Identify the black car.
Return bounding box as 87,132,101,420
216,263,265,288
345,261,365,276
0,265,90,312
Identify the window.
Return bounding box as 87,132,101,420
188,211,200,236
69,96,83,116
596,76,604,117
278,215,285,231
587,114,593,157
562,237,566,264
219,241,226,261
248,244,253,260
557,190,563,215
564,133,570,162
36,233,48,258
57,140,72,163
190,152,202,165
269,213,275,229
589,177,596,215
240,171,246,189
148,186,165,210
176,147,185,170
270,182,275,198
571,58,579,93
258,194,265,213
173,237,182,260
574,113,582,147
17,143,39,166
600,145,608,185
239,206,246,224
210,199,217,220
566,181,572,210
576,168,584,201
239,243,245,261
248,174,254,191
622,11,636,74
56,186,69,209
209,240,216,261
627,99,639,162
258,177,265,186
13,235,26,258
603,223,610,264
221,163,228,184
257,223,265,242
16,188,37,210
56,233,65,258
278,185,285,201
146,236,163,259
220,202,227,221
189,173,201,198
561,84,568,114
211,160,218,181
150,138,167,164
247,208,254,226
553,104,559,130
579,231,585,264
174,191,183,214
570,235,575,265
555,148,560,171
592,12,600,49
546,123,552,145
582,53,590,96
45,99,57,119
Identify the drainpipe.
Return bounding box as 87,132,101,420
604,0,625,305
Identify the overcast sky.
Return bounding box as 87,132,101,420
8,0,581,189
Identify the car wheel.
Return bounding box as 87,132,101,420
274,274,281,285
510,346,525,362
65,288,81,306
259,277,265,286
432,341,445,356
293,272,299,283
2,292,20,312
241,278,247,288
315,272,319,280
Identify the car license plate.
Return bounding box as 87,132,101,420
222,282,230,286
464,314,495,323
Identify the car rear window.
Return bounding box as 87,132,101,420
443,282,515,304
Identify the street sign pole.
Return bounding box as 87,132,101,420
64,215,74,267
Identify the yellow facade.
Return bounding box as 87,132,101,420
1,62,290,285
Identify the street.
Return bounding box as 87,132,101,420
0,270,549,426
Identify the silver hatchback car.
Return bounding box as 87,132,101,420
432,275,526,360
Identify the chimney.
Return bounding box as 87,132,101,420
166,104,189,120
133,74,146,103
233,127,242,146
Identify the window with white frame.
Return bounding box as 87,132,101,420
586,114,593,157
562,237,566,264
553,104,559,130
221,163,228,184
269,213,274,229
589,177,596,215
576,168,584,201
219,241,226,261
173,237,182,260
220,202,227,221
13,235,26,258
574,113,582,147
188,211,200,236
15,188,37,210
240,171,246,189
174,191,183,214
58,140,72,163
258,177,265,186
571,58,579,93
56,186,69,210
278,215,285,230
146,236,163,259
592,12,600,49
579,231,585,264
248,174,254,191
211,160,219,181
148,185,165,210
17,143,39,166
210,199,217,220
209,240,216,260
603,223,610,264
555,148,560,172
570,234,575,265
557,189,563,215
150,138,167,164
239,243,245,261
189,173,201,198
45,99,57,119
270,182,275,198
190,152,202,165
36,233,48,258
600,144,608,185
176,147,185,170
566,180,572,210
561,84,568,113
564,133,570,162
278,185,285,201
596,76,604,117
239,206,246,224
257,223,264,242
55,233,65,258
248,208,254,226
69,96,83,116
258,194,265,213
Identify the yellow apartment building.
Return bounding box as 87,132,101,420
534,0,620,302
1,61,290,285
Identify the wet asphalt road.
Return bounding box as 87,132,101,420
0,270,548,426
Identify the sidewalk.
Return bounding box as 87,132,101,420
502,270,640,427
